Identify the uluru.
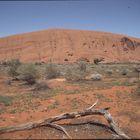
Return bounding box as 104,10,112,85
0,28,140,63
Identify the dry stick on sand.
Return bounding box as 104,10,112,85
0,100,130,139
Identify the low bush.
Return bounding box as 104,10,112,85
33,81,50,91
78,61,87,72
106,69,113,75
45,63,60,79
65,68,73,81
121,69,127,76
65,68,86,81
17,64,39,85
8,59,21,77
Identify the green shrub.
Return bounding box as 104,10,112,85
17,64,38,84
45,63,60,79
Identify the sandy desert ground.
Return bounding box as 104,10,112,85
0,29,140,139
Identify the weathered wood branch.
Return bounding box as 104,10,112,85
0,100,130,139
46,123,72,139
87,99,98,110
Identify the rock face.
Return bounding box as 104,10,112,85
0,28,140,63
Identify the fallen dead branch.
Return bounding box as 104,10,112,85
0,100,130,139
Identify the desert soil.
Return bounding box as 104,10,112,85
0,74,140,139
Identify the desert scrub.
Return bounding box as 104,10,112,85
65,68,73,81
17,64,39,84
106,69,113,75
93,58,104,65
63,89,80,94
0,95,14,106
121,69,128,76
47,101,59,110
78,61,87,72
65,67,86,81
7,59,21,77
45,63,60,79
33,81,50,91
96,94,105,99
71,98,80,109
135,86,140,96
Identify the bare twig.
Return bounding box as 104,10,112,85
87,99,98,110
47,123,72,139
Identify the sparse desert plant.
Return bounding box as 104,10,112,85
0,66,5,76
78,61,87,72
65,68,86,81
7,59,21,66
17,64,39,85
106,69,113,75
121,69,127,76
134,68,140,96
34,62,42,65
45,63,60,79
0,60,9,66
93,58,104,65
34,61,45,65
135,86,140,96
8,59,21,77
65,68,73,81
0,95,14,106
33,81,50,91
1,59,21,67
135,67,140,82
